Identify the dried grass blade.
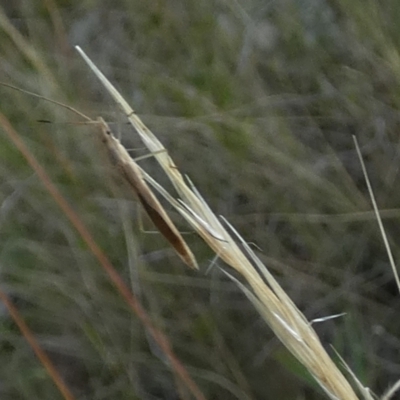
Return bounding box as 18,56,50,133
75,46,214,225
75,47,362,400
0,289,76,400
353,135,400,293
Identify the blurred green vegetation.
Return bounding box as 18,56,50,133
1,0,400,399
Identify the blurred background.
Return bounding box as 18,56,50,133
1,1,400,399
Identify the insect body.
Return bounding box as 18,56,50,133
0,83,197,270
97,117,198,270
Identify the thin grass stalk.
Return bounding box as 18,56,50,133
353,135,400,293
0,5,56,88
76,47,362,399
0,112,207,400
0,288,76,400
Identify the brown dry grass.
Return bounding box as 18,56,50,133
76,46,364,400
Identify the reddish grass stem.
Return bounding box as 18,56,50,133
0,289,76,400
0,112,206,400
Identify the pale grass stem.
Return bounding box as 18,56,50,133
76,46,368,399
4,50,388,400
0,92,205,400
353,135,400,293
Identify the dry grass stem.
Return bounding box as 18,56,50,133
381,379,400,400
353,135,400,293
76,47,365,399
0,288,76,400
0,104,205,400
0,5,56,87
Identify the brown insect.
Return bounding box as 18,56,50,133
0,83,197,270
96,117,198,270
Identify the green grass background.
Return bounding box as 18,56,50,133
1,1,400,399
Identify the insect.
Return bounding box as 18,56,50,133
0,82,198,270
96,117,198,270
